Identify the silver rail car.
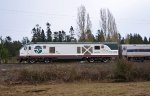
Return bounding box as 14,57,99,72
121,44,150,61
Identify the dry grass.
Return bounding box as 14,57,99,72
0,82,150,96
0,63,114,84
0,60,150,84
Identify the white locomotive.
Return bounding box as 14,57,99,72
18,42,118,63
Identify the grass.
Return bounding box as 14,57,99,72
0,82,150,96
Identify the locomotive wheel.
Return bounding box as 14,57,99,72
28,59,36,64
88,58,95,63
44,58,52,63
102,58,109,63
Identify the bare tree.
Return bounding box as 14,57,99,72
22,37,30,45
77,5,86,42
77,5,94,42
100,8,119,42
86,13,92,31
85,13,94,42
100,9,107,40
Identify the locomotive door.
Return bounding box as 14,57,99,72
82,45,93,55
27,46,32,56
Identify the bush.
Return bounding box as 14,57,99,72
1,61,150,84
1,64,113,84
113,59,134,82
132,63,150,81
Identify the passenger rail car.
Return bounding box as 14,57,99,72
18,42,118,63
121,44,150,61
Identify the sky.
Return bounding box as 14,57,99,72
0,0,150,41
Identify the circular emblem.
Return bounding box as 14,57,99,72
34,46,42,54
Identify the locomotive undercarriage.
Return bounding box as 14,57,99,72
19,56,113,64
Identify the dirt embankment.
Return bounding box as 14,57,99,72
0,82,150,96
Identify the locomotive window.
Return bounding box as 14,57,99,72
29,46,31,50
24,46,27,50
49,47,55,53
101,45,104,48
43,46,46,49
77,47,81,53
94,46,100,50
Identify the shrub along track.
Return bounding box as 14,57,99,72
0,60,150,85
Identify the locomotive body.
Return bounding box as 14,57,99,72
18,42,118,63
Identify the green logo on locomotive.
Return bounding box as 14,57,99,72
34,46,42,54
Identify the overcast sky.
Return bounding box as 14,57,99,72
0,0,150,41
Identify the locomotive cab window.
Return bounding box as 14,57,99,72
24,46,27,50
101,45,104,48
94,46,100,50
29,46,31,50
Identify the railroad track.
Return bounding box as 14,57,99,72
0,61,149,71
0,61,111,70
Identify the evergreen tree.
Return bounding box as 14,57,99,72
41,29,46,42
120,37,125,44
53,32,58,42
62,30,66,42
11,41,22,57
5,36,12,42
124,33,144,44
65,35,71,42
4,36,12,57
58,31,63,42
69,26,75,42
124,34,130,44
0,36,21,63
136,34,143,44
31,24,42,42
85,30,95,42
143,36,148,44
31,28,37,42
36,26,42,42
0,46,8,63
129,34,133,44
46,22,52,42
96,30,105,42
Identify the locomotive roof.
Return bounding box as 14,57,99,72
28,42,118,45
25,42,118,50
